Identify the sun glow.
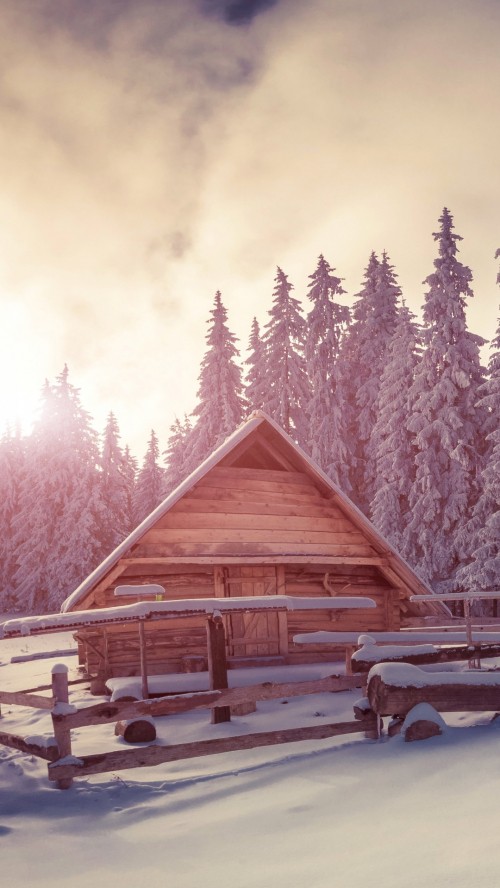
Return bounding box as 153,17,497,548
0,300,42,440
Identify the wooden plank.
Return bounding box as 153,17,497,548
141,528,369,546
134,542,379,559
0,731,59,762
121,555,386,566
186,486,326,505
168,498,345,520
0,691,54,710
353,641,500,673
157,513,355,533
206,466,313,486
56,674,364,730
196,475,323,496
48,717,372,782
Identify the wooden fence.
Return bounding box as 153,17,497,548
0,665,372,790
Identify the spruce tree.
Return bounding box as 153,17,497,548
188,291,246,466
164,415,194,492
261,267,310,445
134,430,165,525
402,209,487,592
304,254,350,485
456,250,500,600
245,317,268,412
370,305,421,551
122,445,138,530
0,426,25,610
12,367,106,611
339,252,400,510
100,411,133,553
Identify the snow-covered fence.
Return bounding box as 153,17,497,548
0,664,79,773
46,667,370,788
0,662,373,789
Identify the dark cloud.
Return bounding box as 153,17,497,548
201,0,279,26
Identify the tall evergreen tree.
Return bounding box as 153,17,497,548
370,305,421,551
100,411,133,553
0,426,25,610
402,209,487,592
12,367,106,611
122,445,138,530
261,267,310,445
339,251,400,509
456,250,500,599
245,317,268,412
304,254,349,485
134,430,165,525
188,291,246,466
163,414,194,492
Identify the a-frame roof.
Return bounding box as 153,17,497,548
61,411,444,615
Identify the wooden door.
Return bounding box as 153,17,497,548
225,566,282,658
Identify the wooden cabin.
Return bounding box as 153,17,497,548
62,412,445,681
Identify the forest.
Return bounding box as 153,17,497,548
0,208,498,614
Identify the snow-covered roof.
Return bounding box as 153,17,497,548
60,410,444,614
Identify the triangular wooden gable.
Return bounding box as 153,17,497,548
62,412,444,620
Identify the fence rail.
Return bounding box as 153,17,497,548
0,664,370,789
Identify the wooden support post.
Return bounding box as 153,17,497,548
206,615,230,724
51,664,73,789
138,622,149,700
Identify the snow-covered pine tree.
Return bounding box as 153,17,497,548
304,254,350,486
261,267,310,446
12,366,107,612
134,430,165,525
455,249,500,602
122,445,138,530
188,291,246,467
0,426,25,610
245,317,268,412
402,209,487,593
100,411,134,554
370,304,421,551
339,251,400,510
163,414,194,493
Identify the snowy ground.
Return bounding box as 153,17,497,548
2,624,500,888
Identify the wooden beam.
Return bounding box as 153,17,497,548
48,717,374,782
51,666,73,789
53,674,365,730
206,615,230,724
0,731,59,762
0,691,54,710
138,622,149,700
120,556,387,566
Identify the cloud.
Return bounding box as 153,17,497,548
201,0,280,26
0,0,498,453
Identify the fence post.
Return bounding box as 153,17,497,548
51,664,73,789
206,615,231,724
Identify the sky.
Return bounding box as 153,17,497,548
0,0,499,459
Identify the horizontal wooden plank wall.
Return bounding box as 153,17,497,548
133,467,379,561
75,466,403,679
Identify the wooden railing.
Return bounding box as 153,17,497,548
0,663,372,790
